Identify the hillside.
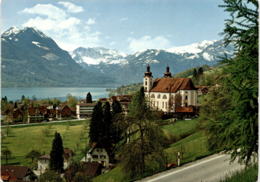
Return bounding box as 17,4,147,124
1,27,113,87
108,64,224,96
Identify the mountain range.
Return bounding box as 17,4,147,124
1,27,233,87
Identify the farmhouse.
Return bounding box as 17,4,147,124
85,145,109,168
143,65,198,113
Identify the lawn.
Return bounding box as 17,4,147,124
1,120,89,167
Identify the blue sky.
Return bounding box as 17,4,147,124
1,0,228,53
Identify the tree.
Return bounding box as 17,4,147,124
50,132,64,173
121,87,167,178
2,148,12,164
39,170,63,182
86,92,92,103
66,93,78,108
192,68,198,80
26,150,41,163
201,0,258,165
21,95,25,101
111,100,122,115
89,102,103,144
102,102,113,153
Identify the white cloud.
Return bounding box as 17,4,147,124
86,18,96,25
21,4,67,20
128,35,171,53
58,1,84,13
120,17,128,22
20,3,100,51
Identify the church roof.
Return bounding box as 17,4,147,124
150,77,196,93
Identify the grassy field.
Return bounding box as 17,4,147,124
220,164,258,182
1,120,89,167
93,119,212,182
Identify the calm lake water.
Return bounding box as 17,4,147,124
1,87,112,101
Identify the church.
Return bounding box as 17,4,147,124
143,65,198,113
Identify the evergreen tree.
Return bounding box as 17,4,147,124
201,0,258,165
50,132,64,173
102,102,113,151
14,102,18,109
89,102,103,144
86,92,92,103
197,67,204,76
112,100,122,115
192,68,198,79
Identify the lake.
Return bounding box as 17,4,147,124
1,87,112,101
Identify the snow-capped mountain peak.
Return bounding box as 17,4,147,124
167,40,218,54
71,47,128,65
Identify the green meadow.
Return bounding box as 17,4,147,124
1,120,89,167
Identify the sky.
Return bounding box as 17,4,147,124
1,0,229,53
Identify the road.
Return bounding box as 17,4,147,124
1,118,86,127
140,154,245,182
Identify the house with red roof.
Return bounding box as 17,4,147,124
143,65,198,113
1,165,36,181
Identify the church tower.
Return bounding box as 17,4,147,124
144,64,153,92
164,65,172,77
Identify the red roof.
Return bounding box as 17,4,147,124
1,165,31,179
150,78,196,93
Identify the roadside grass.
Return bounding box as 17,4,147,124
219,164,258,182
93,118,212,182
1,120,89,167
93,166,128,182
165,131,212,164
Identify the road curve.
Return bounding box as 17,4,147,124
139,154,245,182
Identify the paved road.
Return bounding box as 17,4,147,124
1,118,86,128
140,154,245,182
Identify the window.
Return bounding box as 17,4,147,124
151,94,155,98
163,95,167,99
157,94,161,99
162,102,164,108
185,96,188,100
93,155,98,159
145,81,147,85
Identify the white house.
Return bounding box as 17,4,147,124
144,65,198,113
37,148,74,175
85,146,109,168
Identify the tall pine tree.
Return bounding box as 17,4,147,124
86,92,92,103
89,102,103,144
201,0,258,165
50,132,64,173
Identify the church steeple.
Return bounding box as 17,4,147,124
164,65,172,77
144,64,152,77
144,64,153,92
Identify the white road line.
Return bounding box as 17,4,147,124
147,154,226,182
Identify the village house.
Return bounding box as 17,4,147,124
84,145,109,168
143,65,198,114
37,148,74,175
56,105,76,119
1,165,36,182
